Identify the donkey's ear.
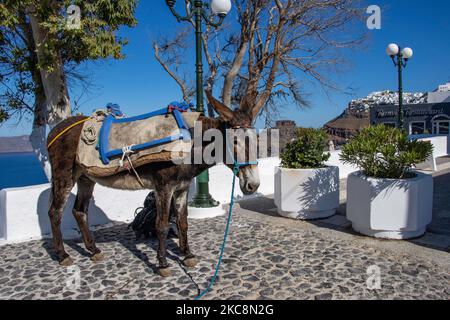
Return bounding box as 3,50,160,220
205,90,234,121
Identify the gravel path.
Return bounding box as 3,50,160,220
0,208,449,300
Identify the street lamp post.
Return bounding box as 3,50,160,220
165,0,232,208
386,43,414,130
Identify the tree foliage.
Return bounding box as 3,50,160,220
281,128,330,169
0,0,138,122
340,125,434,179
37,0,137,66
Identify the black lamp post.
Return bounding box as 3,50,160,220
386,43,414,130
165,0,231,208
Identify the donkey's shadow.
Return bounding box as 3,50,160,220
40,223,183,275
37,191,182,274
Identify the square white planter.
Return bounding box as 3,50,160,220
346,171,433,240
274,166,339,220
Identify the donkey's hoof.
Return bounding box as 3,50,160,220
183,257,198,268
158,267,172,277
59,256,74,267
91,252,105,263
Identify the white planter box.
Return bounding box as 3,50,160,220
346,171,433,240
274,166,339,220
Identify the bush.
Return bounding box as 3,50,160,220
0,109,9,123
281,128,330,169
340,125,433,179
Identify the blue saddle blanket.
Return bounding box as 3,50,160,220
97,102,194,165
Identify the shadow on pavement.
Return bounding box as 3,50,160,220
41,223,185,275
237,178,450,253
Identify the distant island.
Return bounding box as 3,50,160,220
0,135,33,153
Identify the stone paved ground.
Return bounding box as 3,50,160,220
2,162,450,300
0,205,449,300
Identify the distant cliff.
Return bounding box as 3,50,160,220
0,135,33,153
323,90,427,145
324,109,370,145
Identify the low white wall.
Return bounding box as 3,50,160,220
189,157,281,204
0,184,150,244
410,135,449,158
410,135,449,171
0,157,281,244
0,155,374,245
326,151,359,179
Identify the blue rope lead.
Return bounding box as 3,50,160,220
194,165,240,300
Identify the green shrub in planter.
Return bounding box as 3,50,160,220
340,125,433,179
281,128,330,169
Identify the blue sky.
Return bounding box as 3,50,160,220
1,0,450,136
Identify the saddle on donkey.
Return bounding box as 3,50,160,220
76,102,201,177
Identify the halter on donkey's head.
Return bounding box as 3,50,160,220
225,124,259,175
206,91,260,195
205,90,259,176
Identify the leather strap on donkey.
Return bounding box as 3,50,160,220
98,102,193,165
47,118,91,149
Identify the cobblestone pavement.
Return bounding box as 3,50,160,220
0,207,449,300
429,168,450,237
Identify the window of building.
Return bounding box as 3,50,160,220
433,121,450,134
432,115,450,135
409,121,426,135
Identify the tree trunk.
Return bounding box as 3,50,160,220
26,5,71,179
29,91,52,180
28,7,71,128
222,41,248,107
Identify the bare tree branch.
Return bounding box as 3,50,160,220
153,40,194,103
156,0,366,124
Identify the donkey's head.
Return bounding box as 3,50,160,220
205,91,260,196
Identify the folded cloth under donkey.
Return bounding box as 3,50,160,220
76,104,201,177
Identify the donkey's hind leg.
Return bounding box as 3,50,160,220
73,175,103,262
155,187,174,277
47,115,88,266
49,177,75,266
173,189,198,268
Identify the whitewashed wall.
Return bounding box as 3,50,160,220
190,157,281,204
0,157,280,244
415,135,448,158
3,143,443,245
409,135,449,171
326,151,359,179
0,184,150,244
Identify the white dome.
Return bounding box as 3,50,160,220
211,0,232,15
386,43,399,56
402,47,413,59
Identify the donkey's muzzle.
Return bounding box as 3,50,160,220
242,181,260,195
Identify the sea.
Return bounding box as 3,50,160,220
0,152,49,190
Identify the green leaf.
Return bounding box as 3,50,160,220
280,128,330,169
340,125,433,179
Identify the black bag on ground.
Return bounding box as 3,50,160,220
128,191,178,240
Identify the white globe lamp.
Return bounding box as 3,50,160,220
402,47,413,59
211,0,232,16
386,43,399,57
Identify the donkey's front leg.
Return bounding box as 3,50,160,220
155,188,174,277
174,189,198,268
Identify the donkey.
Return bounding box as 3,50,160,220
46,91,260,277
